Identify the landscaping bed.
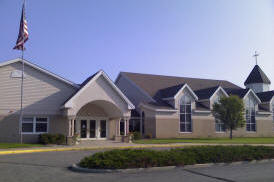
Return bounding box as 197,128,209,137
134,137,274,144
79,146,274,169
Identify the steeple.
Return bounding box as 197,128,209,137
244,53,271,93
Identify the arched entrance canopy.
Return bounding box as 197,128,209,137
62,70,134,117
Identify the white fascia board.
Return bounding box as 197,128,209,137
0,58,79,88
174,84,199,101
270,96,274,105
194,110,211,114
64,71,135,110
101,71,135,110
243,89,262,104
209,86,229,100
257,111,271,115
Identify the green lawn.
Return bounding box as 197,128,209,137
134,137,274,144
0,143,44,149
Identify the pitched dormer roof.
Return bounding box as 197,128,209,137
244,65,271,86
256,91,274,103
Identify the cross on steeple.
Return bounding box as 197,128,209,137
253,51,259,65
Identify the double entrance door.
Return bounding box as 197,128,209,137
79,118,107,139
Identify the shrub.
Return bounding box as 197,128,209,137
39,134,65,145
145,133,152,139
132,132,142,140
79,146,274,169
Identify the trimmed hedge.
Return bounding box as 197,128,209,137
79,146,274,169
39,134,66,145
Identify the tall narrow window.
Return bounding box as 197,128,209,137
272,103,274,131
141,112,145,135
120,119,125,136
214,92,225,132
180,94,192,132
246,97,256,132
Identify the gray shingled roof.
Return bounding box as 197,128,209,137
158,83,186,98
224,88,250,98
256,91,274,103
244,65,271,86
122,72,242,100
194,86,219,100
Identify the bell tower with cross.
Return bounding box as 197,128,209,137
244,51,271,93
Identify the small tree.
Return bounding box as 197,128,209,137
212,95,245,139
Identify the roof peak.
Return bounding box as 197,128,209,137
121,71,228,83
244,64,271,86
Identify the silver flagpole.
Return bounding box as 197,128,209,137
19,45,24,144
18,0,26,144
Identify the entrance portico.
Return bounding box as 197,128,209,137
62,71,135,141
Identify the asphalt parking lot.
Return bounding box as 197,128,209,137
0,150,274,182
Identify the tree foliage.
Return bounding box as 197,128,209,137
212,95,245,139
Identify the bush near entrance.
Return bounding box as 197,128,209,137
39,134,66,145
79,146,274,169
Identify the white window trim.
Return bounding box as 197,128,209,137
179,96,193,133
22,116,49,134
215,122,225,133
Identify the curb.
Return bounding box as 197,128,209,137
0,144,202,156
0,143,273,156
69,159,274,173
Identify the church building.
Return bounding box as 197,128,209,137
0,58,273,143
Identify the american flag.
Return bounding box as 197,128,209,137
13,1,28,50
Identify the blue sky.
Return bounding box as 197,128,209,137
1,0,274,89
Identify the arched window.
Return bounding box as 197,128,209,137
246,96,256,132
214,93,225,132
141,112,145,135
179,94,192,132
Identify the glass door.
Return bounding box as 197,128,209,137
100,120,107,138
89,120,96,138
80,120,87,138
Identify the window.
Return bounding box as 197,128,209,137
119,119,125,136
272,103,274,131
214,92,225,132
215,119,225,132
141,112,145,135
22,117,48,134
246,97,256,132
22,118,34,133
180,94,192,132
129,118,140,132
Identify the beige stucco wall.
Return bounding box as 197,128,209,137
142,109,156,137
0,114,68,143
155,113,274,138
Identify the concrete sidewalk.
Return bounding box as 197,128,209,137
1,140,274,155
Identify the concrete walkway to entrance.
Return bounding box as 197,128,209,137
1,141,274,155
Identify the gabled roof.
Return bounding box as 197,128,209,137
158,83,198,100
244,65,271,86
121,72,241,100
63,70,135,109
225,88,250,98
0,58,79,88
194,86,228,100
256,91,274,103
225,88,261,103
158,83,186,98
